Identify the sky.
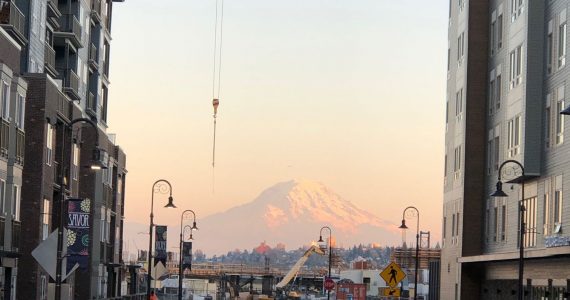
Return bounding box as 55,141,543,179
107,0,449,251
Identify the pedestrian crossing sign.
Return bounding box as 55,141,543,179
382,287,401,296
380,262,406,288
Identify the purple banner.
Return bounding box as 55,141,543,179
67,198,90,270
154,225,167,267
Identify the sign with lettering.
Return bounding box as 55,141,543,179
545,235,570,248
154,225,168,267
67,198,91,270
182,241,193,270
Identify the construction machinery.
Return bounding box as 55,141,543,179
276,245,326,299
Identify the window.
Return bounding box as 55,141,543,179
454,145,462,180
0,180,5,215
554,189,562,224
72,144,80,180
490,18,496,55
497,14,503,49
40,275,47,300
455,212,460,236
487,131,493,174
458,0,465,12
496,74,502,110
12,185,20,221
493,203,499,242
521,197,537,248
511,0,523,22
46,124,54,166
447,48,451,71
494,134,500,171
455,88,463,121
443,216,447,240
556,85,565,145
489,78,496,115
485,205,490,242
507,115,521,157
15,93,25,130
451,214,456,237
106,209,111,243
457,32,465,65
542,192,550,236
1,80,9,120
558,22,566,68
42,199,50,240
509,46,523,88
547,23,554,73
500,203,507,241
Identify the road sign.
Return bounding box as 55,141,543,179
380,262,406,288
382,287,401,296
32,229,79,281
324,277,335,291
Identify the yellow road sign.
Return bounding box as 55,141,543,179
380,262,406,288
382,288,401,296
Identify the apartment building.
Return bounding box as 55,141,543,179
443,0,570,299
1,0,127,298
0,16,28,299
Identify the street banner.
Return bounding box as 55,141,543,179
67,198,91,270
154,225,167,267
182,241,193,270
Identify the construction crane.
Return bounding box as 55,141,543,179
276,245,325,291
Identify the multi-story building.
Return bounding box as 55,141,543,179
0,14,28,299
1,0,127,298
443,0,570,299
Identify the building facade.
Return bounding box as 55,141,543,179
0,19,28,299
443,0,570,299
1,0,127,298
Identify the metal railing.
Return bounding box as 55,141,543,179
15,129,24,164
44,42,56,72
0,1,25,39
89,43,98,67
0,119,8,157
63,69,80,99
12,220,20,252
59,14,82,45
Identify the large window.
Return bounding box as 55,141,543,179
12,185,20,221
500,203,507,241
42,199,50,240
457,32,465,66
0,180,5,215
554,189,563,225
46,124,54,166
509,46,523,88
455,88,463,121
15,94,25,130
0,80,9,120
454,145,462,180
497,14,504,49
511,0,523,22
507,115,521,157
559,22,567,68
548,21,554,74
556,85,565,145
521,197,537,248
72,144,80,181
544,190,550,236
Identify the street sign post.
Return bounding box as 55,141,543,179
324,277,335,291
380,262,406,288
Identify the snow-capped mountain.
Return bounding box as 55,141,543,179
193,180,400,254
123,180,401,256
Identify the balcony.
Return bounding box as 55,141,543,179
0,1,27,45
88,43,99,70
11,220,19,252
44,42,58,77
87,92,97,117
0,119,8,158
62,69,81,101
91,0,101,24
55,14,82,49
15,129,23,165
46,0,61,28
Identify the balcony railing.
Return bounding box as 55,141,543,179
11,220,20,252
63,69,80,100
57,14,82,48
44,42,58,77
89,43,99,68
87,92,97,117
0,119,8,157
0,1,26,44
15,129,24,165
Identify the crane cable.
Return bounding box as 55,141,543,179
211,0,225,193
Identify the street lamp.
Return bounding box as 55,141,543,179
399,206,419,300
179,210,198,300
491,159,526,300
55,118,105,300
147,180,176,299
318,226,332,300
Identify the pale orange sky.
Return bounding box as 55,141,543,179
107,0,448,246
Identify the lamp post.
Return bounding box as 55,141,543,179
147,180,177,299
491,159,525,300
399,206,419,300
55,118,105,300
318,226,332,300
179,210,198,300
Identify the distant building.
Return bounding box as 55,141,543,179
443,0,570,299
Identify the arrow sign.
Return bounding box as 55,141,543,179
32,229,79,281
